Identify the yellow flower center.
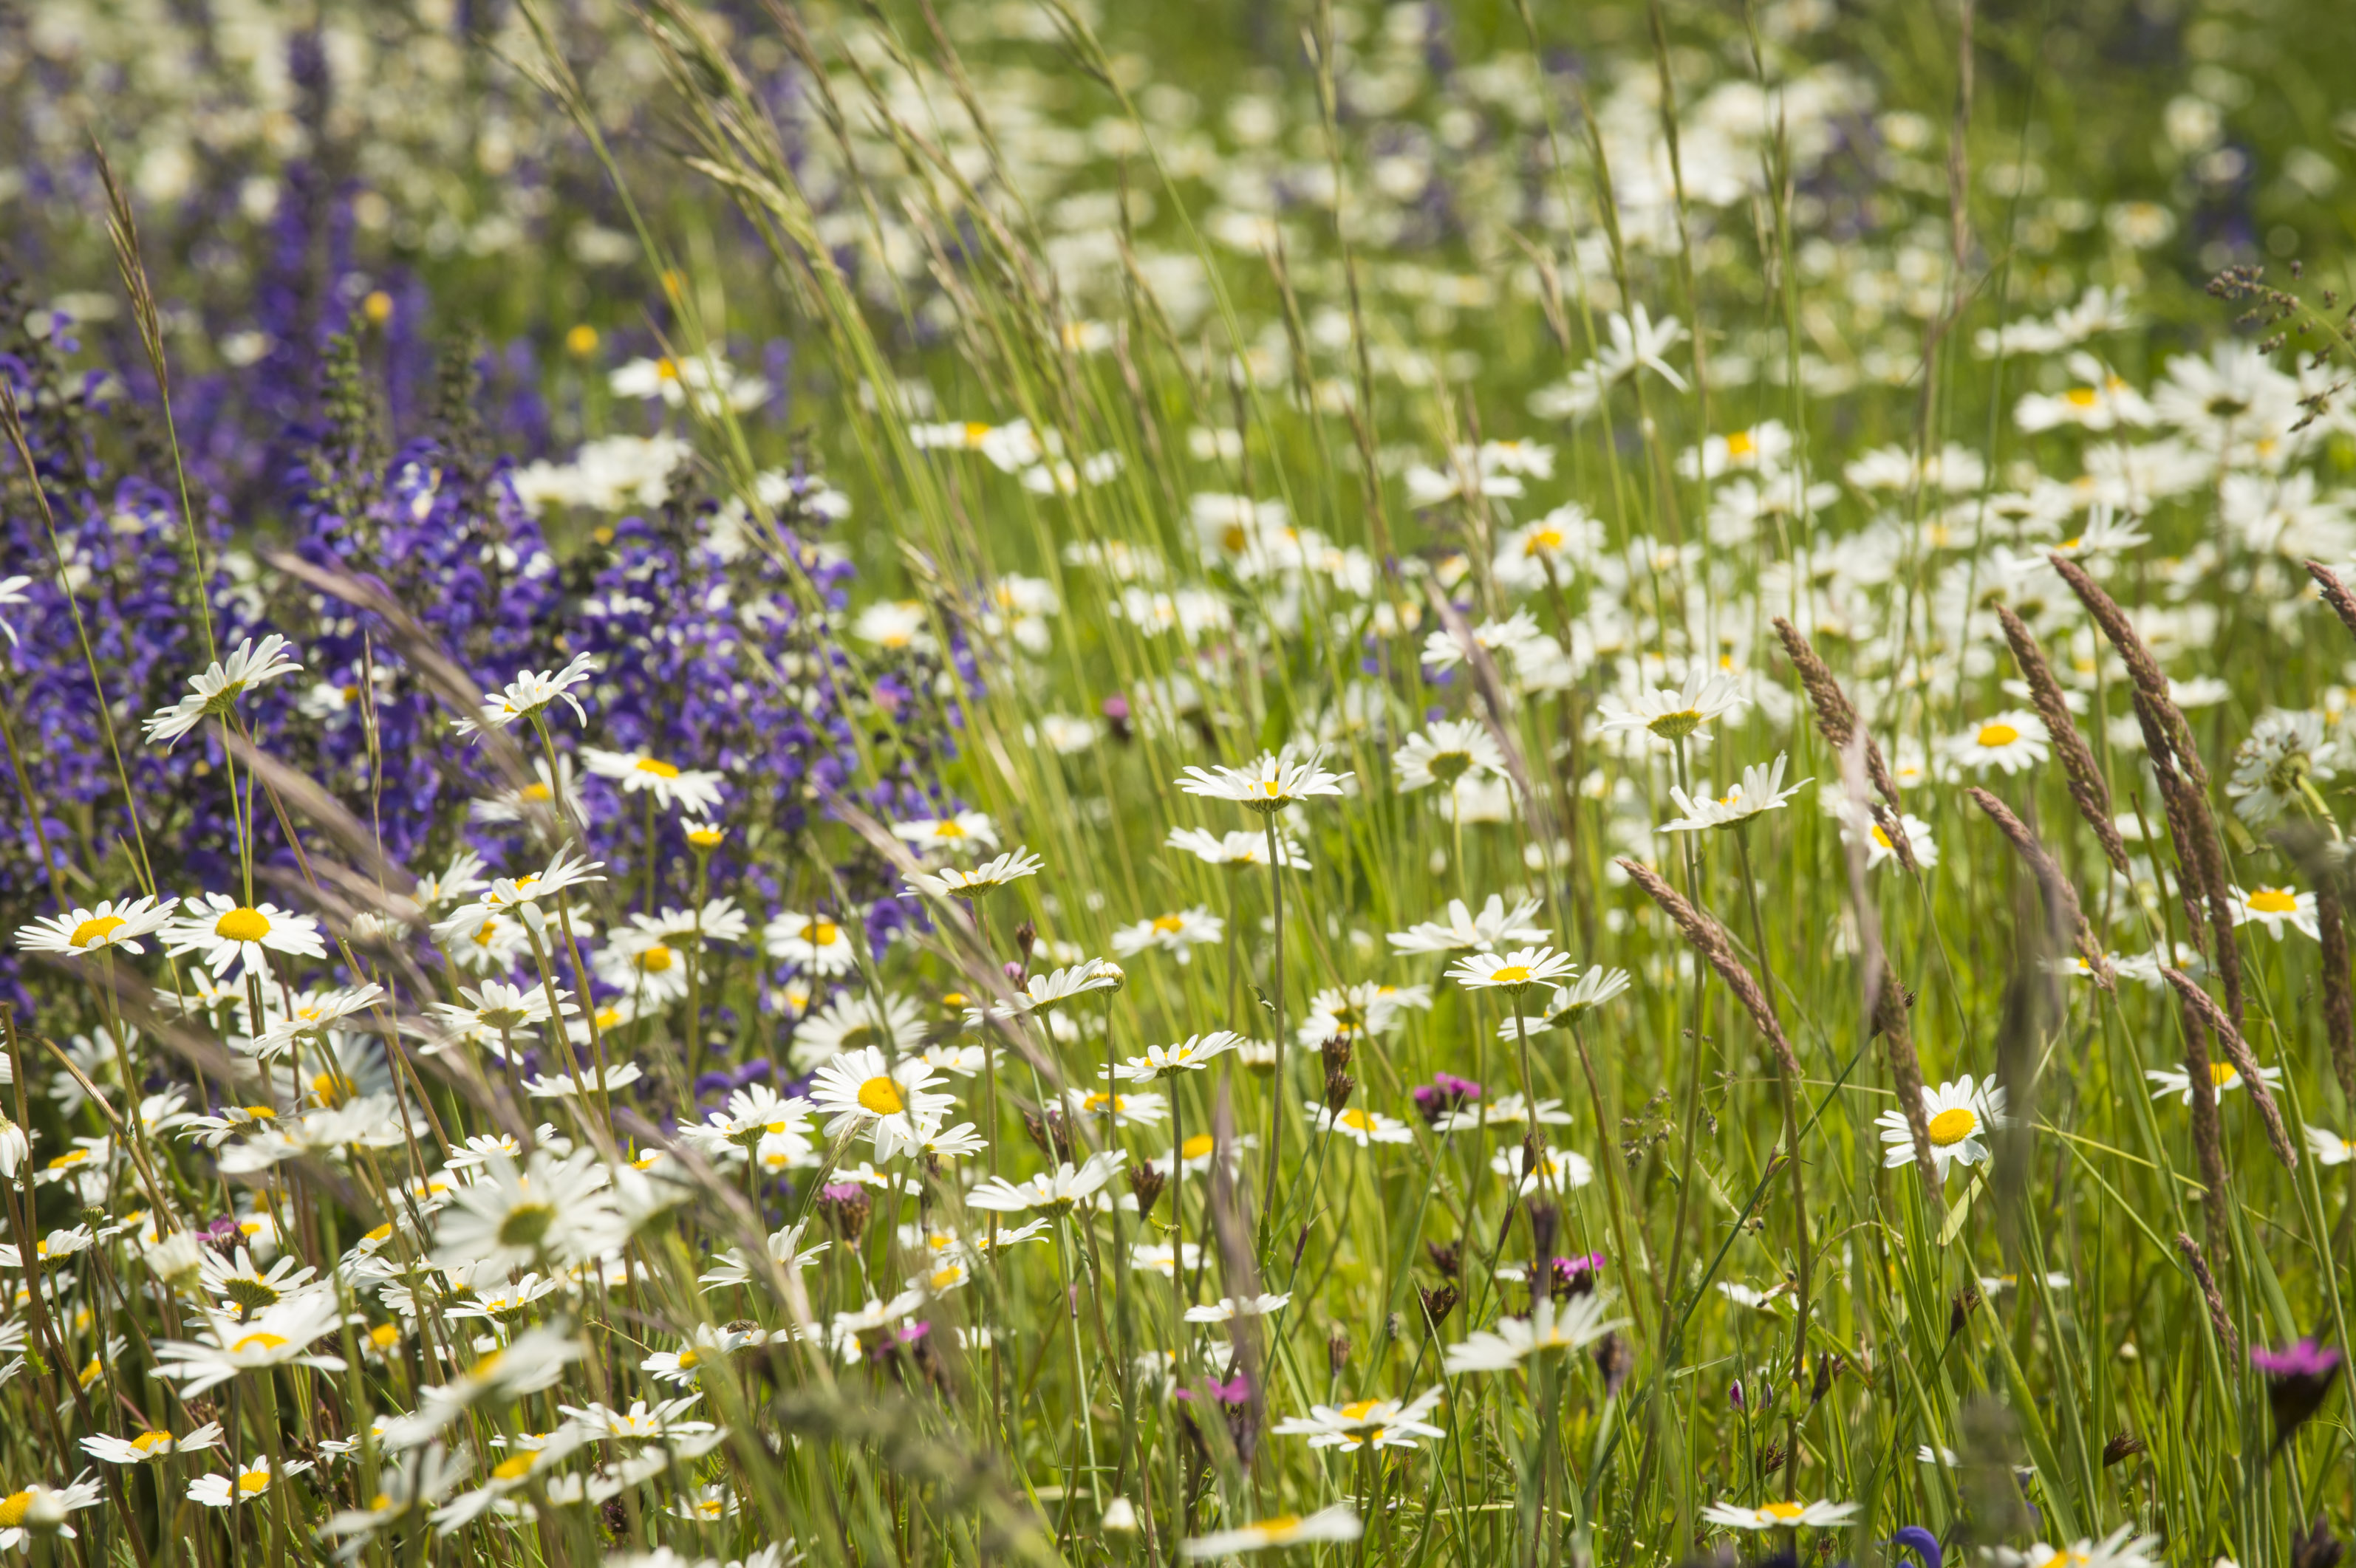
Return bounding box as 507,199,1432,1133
47,1149,90,1168
520,781,552,802
369,1324,400,1349
1525,527,1564,556
638,944,675,974
807,920,839,946
1182,1133,1216,1160
931,1266,963,1290
363,1223,393,1245
565,324,598,357
1338,1109,1375,1132
1976,722,2021,748
70,915,126,948
242,1106,277,1120
654,357,678,382
130,1431,174,1455
313,1071,354,1104
1489,965,1532,985
1151,914,1186,934
491,1454,538,1482
1726,430,1756,456
1760,1501,1807,1522
368,1493,393,1513
1082,1092,1123,1115
687,827,723,847
1871,825,1893,849
215,907,272,943
238,1471,271,1495
1339,1398,1382,1421
0,1493,31,1528
1257,1516,1303,1540
2210,1061,2240,1087
858,1077,906,1116
1927,1106,1978,1146
675,1348,700,1369
2065,386,2099,408
231,1332,287,1355
2248,889,2298,914
634,757,680,779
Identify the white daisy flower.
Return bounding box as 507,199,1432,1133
1103,1032,1243,1081
1305,1102,1413,1147
432,1148,629,1273
162,896,327,982
964,1151,1126,1215
1175,747,1352,813
1658,754,1812,832
1443,1292,1627,1373
1489,1145,1595,1195
1179,1504,1361,1558
1111,906,1224,962
1699,1498,1860,1531
1940,710,2051,776
763,910,860,976
1164,826,1311,870
142,634,304,746
582,747,725,814
1448,945,1575,993
1182,1293,1291,1323
806,1047,957,1162
1387,894,1549,956
457,652,599,733
81,1423,225,1465
1597,668,1746,742
151,1292,349,1397
1876,1075,2007,1181
2145,1058,2285,1103
902,849,1045,900
1391,719,1506,792
2305,1125,2356,1165
1272,1386,1446,1451
890,812,1000,854
0,1478,103,1545
2229,884,2321,941
14,897,174,958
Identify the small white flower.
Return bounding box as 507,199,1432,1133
1175,747,1351,814
15,897,174,959
1877,1075,2008,1181
1391,719,1506,792
2229,884,2320,941
1179,1504,1362,1558
1699,1499,1861,1532
1597,668,1746,743
1448,945,1574,993
1940,710,2051,776
143,634,304,746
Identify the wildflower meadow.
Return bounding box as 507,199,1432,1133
7,1,2356,1564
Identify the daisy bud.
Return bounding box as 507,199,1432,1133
1022,1108,1075,1164
1126,1163,1166,1215
1424,1240,1461,1278
1319,1032,1352,1074
1013,921,1037,965
2102,1431,2146,1468
1419,1282,1459,1329
1327,1330,1350,1377
1322,1069,1354,1114
2253,1338,2343,1454
0,1115,27,1180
